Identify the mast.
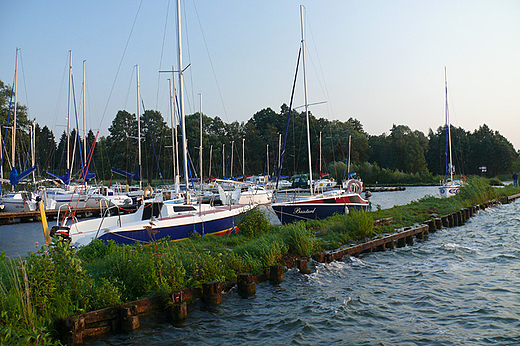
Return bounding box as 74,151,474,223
31,120,35,183
12,48,19,173
231,140,234,178
222,143,225,178
319,131,322,177
199,92,203,194
278,133,281,174
208,145,213,180
136,64,142,190
445,66,454,183
67,50,71,177
168,78,176,183
242,137,245,180
267,144,269,177
300,5,313,195
347,135,351,178
177,0,190,203
82,60,87,165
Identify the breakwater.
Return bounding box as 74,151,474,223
57,193,520,344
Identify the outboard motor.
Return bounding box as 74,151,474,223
50,225,71,241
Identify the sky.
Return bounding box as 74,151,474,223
1,0,520,150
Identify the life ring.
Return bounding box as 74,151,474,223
144,186,154,198
346,179,362,194
460,176,467,183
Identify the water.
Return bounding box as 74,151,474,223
368,185,440,210
87,199,520,345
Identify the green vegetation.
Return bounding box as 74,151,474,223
1,179,520,343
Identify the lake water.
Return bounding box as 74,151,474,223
87,190,520,345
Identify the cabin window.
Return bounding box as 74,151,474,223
142,202,162,220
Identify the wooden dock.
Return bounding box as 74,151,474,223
0,207,102,225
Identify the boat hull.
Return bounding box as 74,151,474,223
272,193,369,224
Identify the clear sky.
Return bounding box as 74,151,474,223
1,0,520,150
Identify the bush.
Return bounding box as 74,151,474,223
279,222,317,257
237,207,270,239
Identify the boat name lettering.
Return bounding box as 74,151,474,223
294,207,316,214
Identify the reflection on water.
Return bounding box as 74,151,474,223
367,185,440,210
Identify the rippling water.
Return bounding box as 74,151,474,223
90,200,520,345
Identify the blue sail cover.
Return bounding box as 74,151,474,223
111,167,141,182
47,169,71,185
10,165,37,185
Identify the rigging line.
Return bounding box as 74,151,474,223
99,0,144,124
191,0,229,122
18,49,31,118
182,0,194,115
155,0,171,109
306,13,335,120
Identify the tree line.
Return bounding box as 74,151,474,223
1,80,519,186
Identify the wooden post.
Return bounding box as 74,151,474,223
171,302,188,321
435,218,442,230
269,265,284,284
237,273,256,297
202,281,223,304
448,214,454,228
312,253,326,263
120,305,139,331
297,259,311,274
397,238,406,248
63,316,85,344
427,219,436,233
406,235,414,246
386,240,395,250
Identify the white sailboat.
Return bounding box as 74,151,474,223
272,6,369,224
53,0,252,246
439,67,463,198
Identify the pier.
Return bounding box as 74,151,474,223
0,207,102,225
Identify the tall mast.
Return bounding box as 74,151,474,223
199,92,203,193
31,120,35,183
67,50,71,175
267,144,269,177
177,0,190,203
222,143,225,178
136,64,142,190
82,60,87,165
242,138,245,180
208,145,213,180
230,140,234,178
319,131,322,177
278,133,281,174
347,135,351,178
168,76,179,185
12,48,19,171
445,66,454,183
300,5,313,195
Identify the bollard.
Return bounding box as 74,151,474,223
435,218,442,230
63,316,85,344
297,259,312,274
312,253,326,263
171,302,188,321
269,265,284,284
203,281,223,305
237,273,256,297
120,305,139,332
427,219,436,233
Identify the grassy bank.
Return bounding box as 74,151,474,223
1,177,519,344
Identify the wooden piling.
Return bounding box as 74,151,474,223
406,235,414,246
435,218,442,230
427,219,436,233
202,281,223,305
120,305,139,332
296,259,312,274
237,273,257,297
170,302,188,321
269,265,284,284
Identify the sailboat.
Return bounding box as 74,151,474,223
439,67,463,198
53,0,252,246
272,6,369,224
1,48,38,212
